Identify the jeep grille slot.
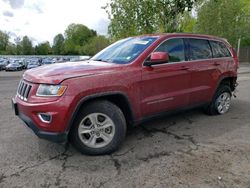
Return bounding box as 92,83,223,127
17,80,32,101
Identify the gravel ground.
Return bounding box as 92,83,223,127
0,65,250,188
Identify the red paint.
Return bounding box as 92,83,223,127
14,33,238,136
150,52,169,62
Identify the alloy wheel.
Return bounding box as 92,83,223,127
78,113,115,148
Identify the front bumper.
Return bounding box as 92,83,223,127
12,98,68,143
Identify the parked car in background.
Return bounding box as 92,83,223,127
26,58,41,66
70,56,90,62
18,58,26,69
63,57,71,62
56,57,65,63
79,56,91,61
5,62,23,71
22,58,29,69
69,57,80,62
42,58,54,65
27,62,40,69
0,59,9,70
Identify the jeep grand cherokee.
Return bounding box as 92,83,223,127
12,33,239,155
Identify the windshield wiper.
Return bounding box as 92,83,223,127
92,59,113,63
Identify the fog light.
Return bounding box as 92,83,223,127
38,113,52,123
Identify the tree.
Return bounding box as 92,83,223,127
21,36,33,55
178,12,197,33
14,37,22,55
0,23,108,55
83,36,110,56
52,34,65,55
0,30,9,54
64,24,97,54
195,0,250,47
35,42,51,55
104,0,196,40
6,43,16,55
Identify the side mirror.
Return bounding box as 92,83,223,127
144,52,169,66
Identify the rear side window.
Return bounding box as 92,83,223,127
155,38,185,62
188,39,212,60
210,41,231,58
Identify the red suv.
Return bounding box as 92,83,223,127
12,33,239,155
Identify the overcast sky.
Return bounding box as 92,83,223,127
0,0,110,44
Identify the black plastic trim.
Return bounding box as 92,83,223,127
12,99,68,143
17,111,67,143
66,91,135,132
134,102,209,126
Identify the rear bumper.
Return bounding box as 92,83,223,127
12,98,68,143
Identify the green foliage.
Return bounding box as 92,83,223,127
0,23,106,55
21,36,33,55
35,42,51,55
241,36,250,47
52,34,65,55
2,1,250,55
178,12,197,33
14,37,22,55
0,31,9,53
64,24,97,54
104,0,196,40
195,0,250,47
83,36,110,56
5,43,16,55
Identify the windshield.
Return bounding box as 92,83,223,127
91,36,158,64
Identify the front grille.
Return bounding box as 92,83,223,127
17,80,32,101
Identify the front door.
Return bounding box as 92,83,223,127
140,38,191,117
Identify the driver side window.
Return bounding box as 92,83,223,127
155,38,185,62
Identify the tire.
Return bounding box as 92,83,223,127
204,85,232,115
69,100,127,155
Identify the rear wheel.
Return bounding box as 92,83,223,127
205,85,232,115
69,100,126,155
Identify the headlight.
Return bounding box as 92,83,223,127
36,84,67,97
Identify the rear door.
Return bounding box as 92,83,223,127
140,38,191,116
208,40,235,95
209,40,234,70
185,38,215,105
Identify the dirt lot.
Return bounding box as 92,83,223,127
0,65,250,188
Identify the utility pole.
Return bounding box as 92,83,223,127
237,37,241,57
236,16,241,57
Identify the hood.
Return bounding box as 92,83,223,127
23,60,119,84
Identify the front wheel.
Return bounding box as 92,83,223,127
69,100,127,155
205,85,232,115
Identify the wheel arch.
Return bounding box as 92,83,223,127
66,92,135,133
209,75,237,102
217,76,237,92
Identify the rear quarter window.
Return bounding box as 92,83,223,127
188,38,212,60
210,40,232,58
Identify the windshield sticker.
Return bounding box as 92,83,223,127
133,40,149,45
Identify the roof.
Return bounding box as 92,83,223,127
134,32,229,44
